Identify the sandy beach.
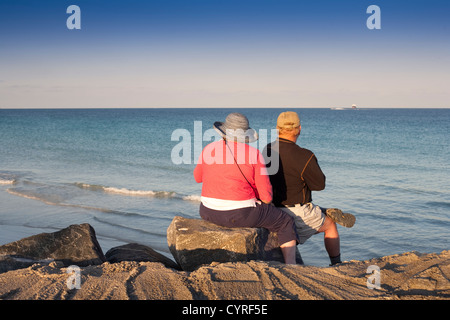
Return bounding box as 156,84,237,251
0,250,448,300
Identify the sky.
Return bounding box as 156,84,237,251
0,0,449,108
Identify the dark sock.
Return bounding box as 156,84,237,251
329,254,341,265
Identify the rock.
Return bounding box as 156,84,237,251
105,243,180,270
167,216,303,271
0,255,47,274
0,223,106,270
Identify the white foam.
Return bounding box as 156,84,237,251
6,188,57,205
0,179,16,185
75,182,197,201
102,187,158,196
182,194,201,202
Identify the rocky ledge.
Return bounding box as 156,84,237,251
0,222,449,300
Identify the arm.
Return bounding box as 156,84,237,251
301,153,326,191
254,151,273,203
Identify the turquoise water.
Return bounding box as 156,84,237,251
1,108,449,266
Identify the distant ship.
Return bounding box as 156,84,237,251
331,104,359,110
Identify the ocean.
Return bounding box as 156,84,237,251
0,108,449,267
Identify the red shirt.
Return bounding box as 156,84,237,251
194,140,272,203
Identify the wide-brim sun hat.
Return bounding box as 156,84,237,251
213,112,258,143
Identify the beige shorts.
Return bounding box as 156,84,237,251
280,203,326,244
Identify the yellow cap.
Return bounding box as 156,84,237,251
276,111,300,129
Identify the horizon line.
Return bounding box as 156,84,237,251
1,106,449,110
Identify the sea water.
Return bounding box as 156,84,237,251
0,108,449,266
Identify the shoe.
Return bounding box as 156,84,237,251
325,208,355,228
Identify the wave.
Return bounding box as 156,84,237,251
73,182,201,202
74,183,164,196
0,172,18,185
181,194,202,202
6,187,150,218
7,181,201,219
426,201,450,209
5,179,201,222
0,178,16,185
6,188,63,205
104,187,175,198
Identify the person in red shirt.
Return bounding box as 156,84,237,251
194,113,298,264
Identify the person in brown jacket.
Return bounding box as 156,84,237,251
264,111,355,265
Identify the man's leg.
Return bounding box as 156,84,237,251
325,208,356,228
317,216,341,265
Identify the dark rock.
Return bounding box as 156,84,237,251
0,255,43,274
105,243,180,270
0,223,106,269
167,216,303,271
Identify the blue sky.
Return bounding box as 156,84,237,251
0,0,449,108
